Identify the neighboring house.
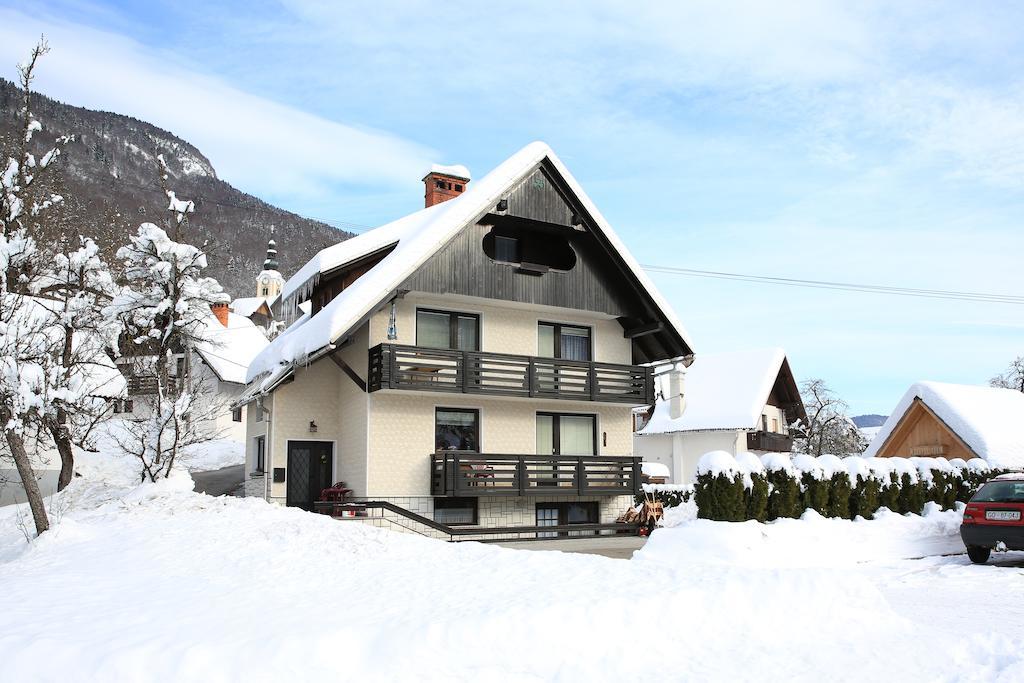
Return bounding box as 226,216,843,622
864,381,1024,469
236,142,694,536
230,237,284,331
634,348,805,484
117,304,269,443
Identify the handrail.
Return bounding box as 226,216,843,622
312,500,639,541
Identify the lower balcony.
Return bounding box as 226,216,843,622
431,452,642,497
746,430,794,452
369,343,654,404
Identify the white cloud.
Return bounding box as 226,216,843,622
0,7,436,204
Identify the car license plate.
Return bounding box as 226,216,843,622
986,510,1021,521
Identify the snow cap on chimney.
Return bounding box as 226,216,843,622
423,163,470,208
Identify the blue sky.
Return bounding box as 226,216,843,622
3,1,1024,415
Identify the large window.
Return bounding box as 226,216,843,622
433,497,477,525
536,502,598,538
538,322,591,361
435,408,479,452
536,413,596,456
416,309,479,351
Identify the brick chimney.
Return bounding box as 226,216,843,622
423,164,470,208
211,302,230,327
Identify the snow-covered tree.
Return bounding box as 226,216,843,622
989,356,1024,393
106,156,228,482
791,378,866,457
0,39,73,536
35,237,120,490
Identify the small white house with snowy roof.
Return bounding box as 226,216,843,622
634,348,805,484
235,142,695,536
865,381,1024,470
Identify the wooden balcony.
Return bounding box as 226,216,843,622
430,452,642,497
368,343,654,404
746,430,794,452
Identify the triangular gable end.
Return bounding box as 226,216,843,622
873,397,980,459
400,160,692,364
766,357,806,425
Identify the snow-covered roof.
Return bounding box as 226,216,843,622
230,297,269,318
195,312,269,385
248,141,694,386
639,348,790,435
864,381,1024,468
428,163,471,180
641,462,671,479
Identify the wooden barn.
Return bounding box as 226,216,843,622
865,381,1024,469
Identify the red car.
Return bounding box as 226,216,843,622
961,474,1024,564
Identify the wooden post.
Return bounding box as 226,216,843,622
517,455,526,495
576,457,585,495
528,357,536,397
588,364,598,401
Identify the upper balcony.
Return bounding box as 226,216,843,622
746,430,794,453
368,343,654,404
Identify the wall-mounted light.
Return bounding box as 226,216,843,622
496,198,508,212
309,420,318,433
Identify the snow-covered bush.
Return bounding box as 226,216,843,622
694,451,746,521
792,453,829,515
762,453,801,520
846,457,880,519
736,451,769,522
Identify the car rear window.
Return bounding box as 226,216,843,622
973,481,1024,503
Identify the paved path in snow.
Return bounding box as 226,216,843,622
496,536,646,559
191,465,244,497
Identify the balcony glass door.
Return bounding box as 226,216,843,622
536,413,596,489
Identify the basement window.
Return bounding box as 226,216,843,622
434,497,477,525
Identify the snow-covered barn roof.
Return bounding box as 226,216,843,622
247,141,694,390
864,381,1024,468
195,312,269,385
638,348,802,435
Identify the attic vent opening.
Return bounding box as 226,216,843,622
482,227,577,272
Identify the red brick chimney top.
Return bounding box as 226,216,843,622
423,163,470,208
211,302,230,327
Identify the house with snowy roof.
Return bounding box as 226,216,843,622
234,142,694,535
865,381,1024,470
116,304,269,443
230,237,284,331
634,348,805,484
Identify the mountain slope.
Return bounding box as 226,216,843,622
0,78,352,296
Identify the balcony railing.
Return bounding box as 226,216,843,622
746,430,794,452
430,452,642,497
369,343,654,404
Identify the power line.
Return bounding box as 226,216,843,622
640,264,1024,305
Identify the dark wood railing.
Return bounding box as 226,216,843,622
431,452,641,497
746,430,794,452
369,343,654,404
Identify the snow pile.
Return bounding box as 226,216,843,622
640,461,671,479
176,439,245,472
2,438,1024,680
865,381,1024,468
640,347,789,434
643,502,967,567
696,450,741,477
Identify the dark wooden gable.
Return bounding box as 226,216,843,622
765,357,806,424
400,161,692,364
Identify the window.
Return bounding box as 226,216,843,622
416,309,479,351
262,287,268,296
494,235,519,263
254,436,265,474
771,418,779,433
538,322,591,361
536,502,598,538
435,408,479,452
433,497,477,525
762,415,768,431
232,407,242,422
536,413,596,456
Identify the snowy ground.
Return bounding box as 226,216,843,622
1,439,1023,682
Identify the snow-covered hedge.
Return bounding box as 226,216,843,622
638,484,692,509
691,451,1009,522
